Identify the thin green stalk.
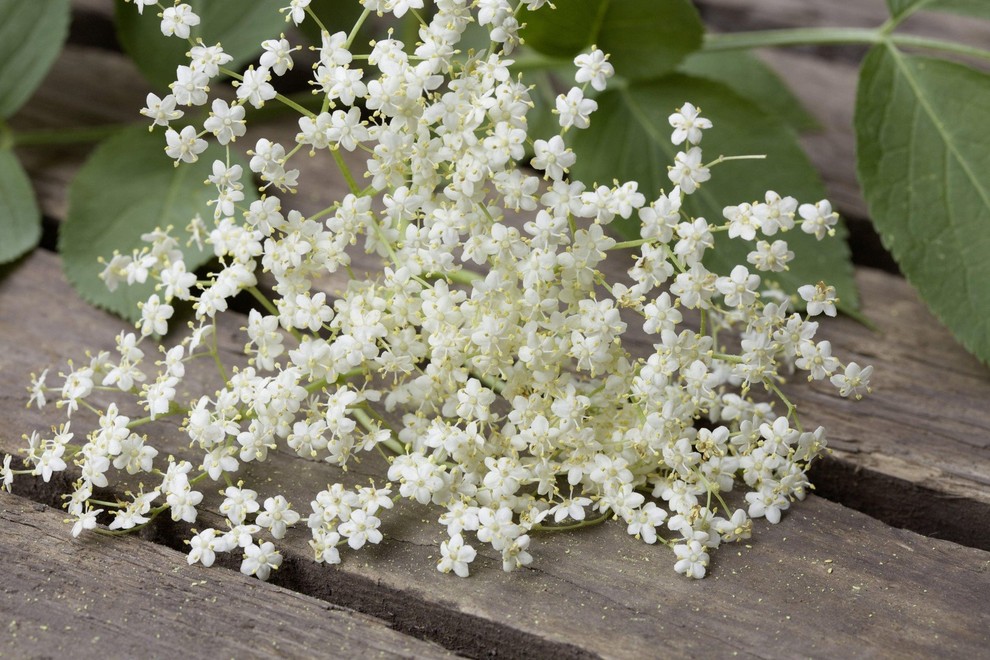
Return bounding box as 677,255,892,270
330,148,361,195
352,407,405,456
704,27,990,65
888,32,990,64
703,27,882,52
220,67,316,118
532,513,609,533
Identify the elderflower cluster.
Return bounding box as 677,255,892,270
10,0,873,581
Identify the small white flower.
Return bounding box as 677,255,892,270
160,4,200,39
164,125,207,164
668,147,710,194
555,87,597,130
673,541,709,579
574,48,614,91
438,533,476,577
669,102,712,145
830,362,873,399
241,541,282,580
257,495,301,539
799,200,839,240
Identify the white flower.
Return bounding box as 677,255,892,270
830,362,873,399
746,486,790,524
438,533,476,577
281,0,311,25
139,294,174,337
260,36,297,77
574,48,614,91
555,87,597,130
0,454,13,492
160,4,200,39
70,507,103,537
171,66,210,106
220,486,261,526
164,125,207,164
338,509,383,549
236,66,276,109
257,495,301,539
669,102,712,145
241,541,282,580
140,93,183,127
798,282,838,317
673,541,709,579
203,99,246,145
188,528,219,566
799,200,839,240
131,0,156,15
668,147,710,194
531,135,576,181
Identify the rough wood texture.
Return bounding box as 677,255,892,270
5,2,990,655
3,249,990,658
0,491,457,660
10,29,990,547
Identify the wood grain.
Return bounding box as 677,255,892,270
0,491,457,660
10,35,990,546
3,249,990,659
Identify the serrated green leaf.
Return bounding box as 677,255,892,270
0,0,70,118
886,0,990,21
678,51,818,132
570,75,856,308
60,126,258,321
115,0,286,89
520,0,703,80
0,149,41,264
856,46,990,361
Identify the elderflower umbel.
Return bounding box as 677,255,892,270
22,0,872,582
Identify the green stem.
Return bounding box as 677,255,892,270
346,8,372,50
888,33,990,64
426,268,484,286
331,148,361,195
10,123,128,147
610,237,651,251
532,513,609,533
703,27,881,52
704,27,990,64
220,67,316,118
352,407,405,456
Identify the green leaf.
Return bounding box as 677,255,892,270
886,0,990,21
115,0,286,89
856,46,990,361
520,0,704,80
60,126,258,321
0,0,70,118
570,75,857,308
677,51,818,132
0,149,41,264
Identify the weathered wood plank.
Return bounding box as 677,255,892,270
11,37,990,545
0,491,458,660
3,249,990,658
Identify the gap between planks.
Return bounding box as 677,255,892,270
3,241,990,659
0,491,459,660
10,34,990,547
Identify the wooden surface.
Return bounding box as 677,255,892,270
3,0,990,657
4,249,990,659
0,491,457,660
